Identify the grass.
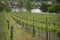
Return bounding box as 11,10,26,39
0,12,9,40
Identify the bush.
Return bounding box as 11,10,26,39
40,3,48,12
4,6,11,12
24,0,32,11
56,0,60,3
0,3,11,12
48,4,60,13
0,4,4,12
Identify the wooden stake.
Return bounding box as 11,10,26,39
46,14,49,40
10,26,13,40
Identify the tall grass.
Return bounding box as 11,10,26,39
0,12,9,40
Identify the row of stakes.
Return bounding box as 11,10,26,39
6,18,13,40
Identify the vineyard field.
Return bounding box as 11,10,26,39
11,12,60,32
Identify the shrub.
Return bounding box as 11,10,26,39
48,4,60,13
0,3,11,12
4,6,11,12
56,0,60,3
40,3,48,12
0,4,4,12
24,0,32,11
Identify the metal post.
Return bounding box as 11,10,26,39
10,26,13,40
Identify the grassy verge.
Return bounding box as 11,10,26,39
0,12,9,40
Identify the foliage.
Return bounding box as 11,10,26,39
56,0,60,3
0,13,8,40
10,12,59,32
4,6,11,12
0,3,11,12
57,29,60,39
48,4,60,13
24,0,32,11
0,4,4,12
10,12,60,39
19,2,23,8
40,3,48,12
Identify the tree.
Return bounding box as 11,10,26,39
49,0,60,3
4,6,11,12
24,0,32,11
0,1,11,12
40,3,48,12
0,5,4,12
48,4,60,13
56,0,60,3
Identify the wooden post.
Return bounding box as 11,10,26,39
46,15,49,40
58,13,60,28
33,18,35,36
6,18,10,29
10,26,13,40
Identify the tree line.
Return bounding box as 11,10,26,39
0,0,60,13
0,2,11,12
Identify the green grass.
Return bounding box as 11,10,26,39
0,12,9,40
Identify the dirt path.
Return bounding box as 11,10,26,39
7,13,38,40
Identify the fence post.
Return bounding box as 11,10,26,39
6,18,10,29
46,14,49,40
33,18,35,36
58,13,60,29
10,26,13,40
